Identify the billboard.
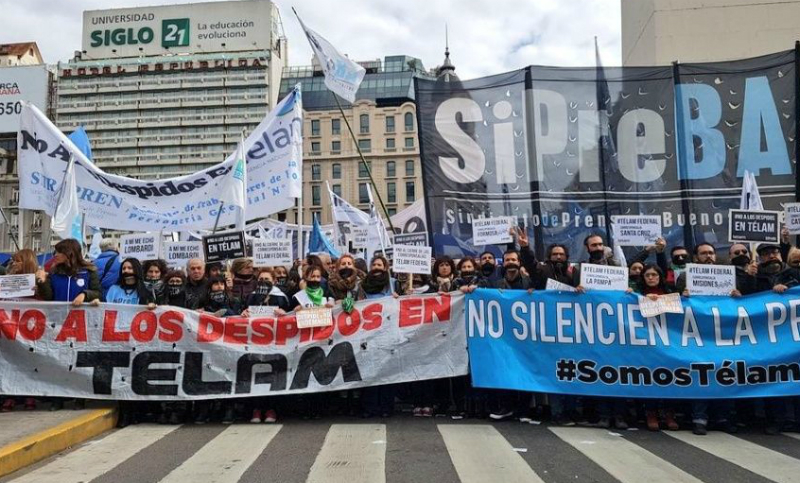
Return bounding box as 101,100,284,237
82,0,273,58
0,65,49,133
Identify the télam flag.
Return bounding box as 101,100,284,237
740,169,764,211
219,136,247,231
295,10,366,103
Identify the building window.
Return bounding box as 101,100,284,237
311,211,321,222
332,163,342,179
386,138,395,149
406,181,415,202
311,164,321,181
331,140,341,153
358,139,371,153
388,208,397,216
332,184,342,197
387,182,396,203
405,112,414,131
359,183,369,204
358,161,372,178
405,160,415,176
11,188,19,204
311,119,320,136
385,116,395,133
404,137,414,149
386,161,396,178
312,185,321,206
331,118,341,135
360,114,369,134
311,141,321,154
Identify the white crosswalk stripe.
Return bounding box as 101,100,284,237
785,433,800,442
8,424,179,483
305,424,386,483
550,427,703,483
665,430,800,483
438,424,546,483
159,425,281,483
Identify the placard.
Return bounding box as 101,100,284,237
392,245,432,274
579,264,628,291
638,293,684,317
611,215,662,246
120,233,162,261
784,203,800,235
393,232,429,247
545,278,576,292
252,239,293,267
163,241,203,269
472,217,515,246
685,263,736,296
203,231,246,263
296,307,333,328
350,227,369,248
728,209,780,243
248,305,276,318
0,274,36,299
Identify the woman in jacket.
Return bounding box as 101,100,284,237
142,259,168,304
360,255,399,300
229,258,257,302
327,254,365,312
105,258,155,307
36,239,101,306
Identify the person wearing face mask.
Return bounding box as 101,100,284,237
229,258,257,302
493,250,533,291
163,271,188,308
203,276,241,316
727,244,759,295
105,258,156,307
665,246,690,290
360,255,399,299
453,257,489,292
142,259,168,304
572,234,621,291
290,266,335,310
327,254,366,311
478,251,502,285
514,228,573,290
271,265,293,297
242,269,290,315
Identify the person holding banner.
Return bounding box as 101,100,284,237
516,228,575,290
573,233,622,291
478,251,502,285
290,265,335,310
453,257,489,293
203,276,242,317
431,256,456,294
37,239,101,308
326,254,366,311
242,269,291,315
185,259,209,310
95,238,121,301
229,258,258,303
728,244,759,295
360,255,399,299
163,271,189,308
678,243,742,297
493,250,533,292
754,243,800,294
105,258,156,308
142,260,168,304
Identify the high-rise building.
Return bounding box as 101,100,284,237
622,0,800,66
55,0,287,180
0,42,53,253
278,54,437,225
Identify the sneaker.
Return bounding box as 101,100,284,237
250,409,263,424
222,406,236,425
413,407,423,417
693,423,707,436
489,409,514,421
646,410,660,431
1,399,14,412
422,407,433,417
614,419,629,430
24,398,36,411
264,410,277,423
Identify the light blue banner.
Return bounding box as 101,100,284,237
466,287,800,398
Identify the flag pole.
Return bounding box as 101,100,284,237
332,93,396,233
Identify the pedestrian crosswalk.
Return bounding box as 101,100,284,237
5,420,800,483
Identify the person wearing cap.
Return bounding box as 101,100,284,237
753,242,800,294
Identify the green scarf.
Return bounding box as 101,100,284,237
305,286,324,306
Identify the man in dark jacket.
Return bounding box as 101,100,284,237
479,250,503,285
185,258,208,310
94,239,121,300
517,229,574,290
493,250,533,290
573,233,621,291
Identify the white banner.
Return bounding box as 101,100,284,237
163,241,204,269
686,263,736,296
120,233,162,261
472,216,514,246
18,87,302,231
252,239,293,267
0,293,467,399
611,215,662,246
579,264,628,291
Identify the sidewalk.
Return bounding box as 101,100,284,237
0,401,117,477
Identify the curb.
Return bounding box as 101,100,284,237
0,407,117,478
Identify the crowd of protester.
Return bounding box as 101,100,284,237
2,228,800,436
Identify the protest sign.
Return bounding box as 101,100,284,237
686,263,736,295
296,307,333,329
579,264,628,291
728,209,780,243
163,241,203,269
350,226,369,249
638,293,684,317
248,305,276,318
252,239,293,267
471,217,515,246
784,203,800,235
203,231,246,263
0,274,35,299
120,233,161,261
392,245,432,274
611,215,662,246
0,293,467,399
545,278,576,292
393,232,429,247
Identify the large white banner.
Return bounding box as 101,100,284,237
0,293,467,400
18,87,302,232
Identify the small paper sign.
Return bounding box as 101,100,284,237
579,264,628,291
728,209,780,243
296,307,333,328
120,233,162,261
545,278,576,292
392,244,432,274
350,227,369,249
393,232,429,247
611,215,662,246
249,305,276,318
686,263,736,296
203,231,246,263
0,274,35,299
472,216,515,246
252,239,293,267
638,293,684,317
785,203,800,235
163,241,203,269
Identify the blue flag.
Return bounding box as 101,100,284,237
68,126,93,161
308,214,340,258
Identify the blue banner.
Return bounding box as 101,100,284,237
466,287,800,398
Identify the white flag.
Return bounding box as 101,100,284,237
366,184,391,257
295,12,366,103
51,156,82,241
219,139,247,230
740,169,764,211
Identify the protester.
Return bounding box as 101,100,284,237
164,270,188,308
453,256,488,292
728,244,759,295
242,269,291,315
105,258,156,307
327,254,365,309
142,259,168,304
203,276,241,317
291,265,335,310
628,261,644,289
205,262,223,280
430,256,456,293
494,249,533,291
229,258,257,301
37,239,101,306
185,258,208,309
573,233,621,290
95,238,121,300
360,255,399,299
478,250,502,285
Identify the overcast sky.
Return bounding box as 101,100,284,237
3,0,621,79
